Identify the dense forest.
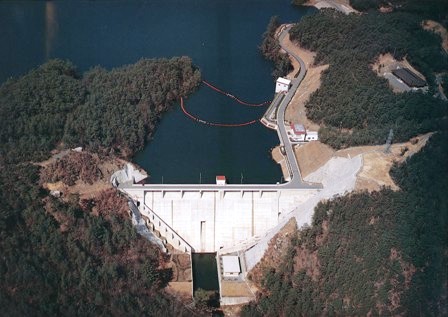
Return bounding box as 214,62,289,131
0,57,201,164
0,58,202,315
242,132,447,316
289,8,448,148
242,2,448,315
350,0,448,21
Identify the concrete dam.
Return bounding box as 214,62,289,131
117,26,321,255
122,185,318,253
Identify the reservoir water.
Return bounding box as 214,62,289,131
0,0,315,184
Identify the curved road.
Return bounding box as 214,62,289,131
121,26,321,192
274,26,311,189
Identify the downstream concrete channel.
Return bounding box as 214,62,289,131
191,253,220,299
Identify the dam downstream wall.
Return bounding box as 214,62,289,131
124,187,317,253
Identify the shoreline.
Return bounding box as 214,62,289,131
303,0,358,14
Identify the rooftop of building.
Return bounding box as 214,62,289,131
392,67,426,88
222,255,240,273
276,77,291,85
291,123,306,134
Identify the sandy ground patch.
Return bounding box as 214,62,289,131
423,20,448,53
294,133,432,192
356,151,398,191
360,133,432,191
294,141,334,178
221,281,254,297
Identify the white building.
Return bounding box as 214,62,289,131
290,123,306,142
222,256,241,278
305,131,318,141
288,123,319,142
216,175,226,185
275,77,291,93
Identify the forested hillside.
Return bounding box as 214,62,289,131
350,0,448,20
242,132,447,316
260,16,293,79
0,57,201,163
0,163,197,316
243,3,448,315
64,57,201,156
289,9,448,148
0,58,201,315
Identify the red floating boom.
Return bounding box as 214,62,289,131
180,97,258,127
202,80,271,107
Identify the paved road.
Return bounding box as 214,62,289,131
274,26,310,189
121,26,321,192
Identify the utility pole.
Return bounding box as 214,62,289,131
384,129,394,153
241,173,244,184
199,172,202,184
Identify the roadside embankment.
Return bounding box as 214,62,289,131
244,153,362,271
271,146,290,181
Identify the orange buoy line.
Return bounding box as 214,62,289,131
180,97,258,127
202,80,271,107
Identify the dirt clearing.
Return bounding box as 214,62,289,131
372,53,427,93
41,151,125,200
294,141,334,178
221,281,254,297
372,53,426,80
294,133,432,192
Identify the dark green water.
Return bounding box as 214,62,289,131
0,0,315,184
191,253,219,292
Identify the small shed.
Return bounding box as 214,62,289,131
276,77,291,93
216,175,226,185
222,256,241,278
305,131,319,141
